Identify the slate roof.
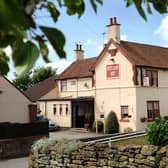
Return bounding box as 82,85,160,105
57,40,168,81
120,41,168,69
57,57,97,80
24,76,57,102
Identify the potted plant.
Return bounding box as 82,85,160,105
84,112,92,131
140,117,147,123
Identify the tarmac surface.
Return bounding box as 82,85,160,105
0,129,102,167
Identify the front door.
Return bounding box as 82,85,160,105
71,100,94,128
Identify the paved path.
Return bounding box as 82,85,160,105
0,130,103,167
0,157,28,168
50,129,103,140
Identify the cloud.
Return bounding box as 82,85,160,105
44,59,72,74
86,38,103,53
121,34,127,41
154,16,168,41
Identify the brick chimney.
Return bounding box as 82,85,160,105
74,44,84,61
107,17,120,43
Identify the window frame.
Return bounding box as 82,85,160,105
142,70,158,87
65,104,68,115
61,80,67,92
120,105,129,122
53,104,57,115
147,101,160,121
59,104,62,116
70,80,76,86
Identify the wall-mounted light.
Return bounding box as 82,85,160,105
84,82,89,88
110,58,115,63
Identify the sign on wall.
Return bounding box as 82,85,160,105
106,64,119,78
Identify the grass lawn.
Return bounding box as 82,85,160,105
112,136,148,146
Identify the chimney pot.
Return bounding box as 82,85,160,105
76,44,79,50
114,17,117,24
110,18,113,25
79,45,82,51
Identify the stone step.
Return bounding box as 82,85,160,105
70,128,89,133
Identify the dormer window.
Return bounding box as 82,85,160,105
61,80,67,92
142,70,158,87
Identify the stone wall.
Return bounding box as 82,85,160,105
29,140,168,168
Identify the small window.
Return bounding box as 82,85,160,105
59,104,62,115
147,101,160,121
121,106,129,121
70,80,76,85
142,70,158,87
65,104,68,115
53,104,57,115
61,80,67,92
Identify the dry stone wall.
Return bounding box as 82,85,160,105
29,140,168,168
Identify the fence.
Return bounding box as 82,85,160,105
0,121,48,139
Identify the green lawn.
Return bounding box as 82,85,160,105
112,136,147,146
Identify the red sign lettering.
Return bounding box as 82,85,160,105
106,64,119,78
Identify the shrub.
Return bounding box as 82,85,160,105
124,127,133,133
105,111,119,134
146,118,168,146
163,115,168,120
92,120,103,132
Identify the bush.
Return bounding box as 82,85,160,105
105,111,119,134
92,120,103,132
146,118,168,146
124,127,133,133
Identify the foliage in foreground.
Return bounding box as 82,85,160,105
1,1,168,76
146,117,168,146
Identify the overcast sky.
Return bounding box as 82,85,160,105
7,0,168,80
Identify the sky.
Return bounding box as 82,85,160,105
7,0,168,80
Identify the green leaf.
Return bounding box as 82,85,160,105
90,0,97,13
0,50,9,75
39,40,50,63
63,0,85,18
47,2,60,22
152,0,168,14
12,40,39,75
0,0,34,31
0,32,16,48
40,26,66,58
146,0,152,14
89,0,103,13
125,0,134,7
133,0,147,20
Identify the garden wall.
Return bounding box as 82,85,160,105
29,140,168,168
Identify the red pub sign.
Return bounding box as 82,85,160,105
106,64,119,78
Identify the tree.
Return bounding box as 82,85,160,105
13,71,32,91
32,66,56,84
13,66,56,91
0,0,168,76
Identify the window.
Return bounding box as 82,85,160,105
65,104,68,115
59,104,62,115
143,70,158,87
70,80,76,85
147,101,160,121
121,106,129,121
61,80,67,91
53,104,57,115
